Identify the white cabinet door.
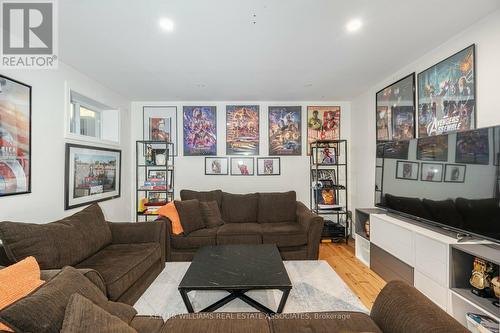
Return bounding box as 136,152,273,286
371,215,414,266
414,270,448,310
414,234,448,287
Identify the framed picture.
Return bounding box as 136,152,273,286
396,161,419,180
143,106,177,156
307,106,340,151
147,192,167,203
205,157,229,175
444,164,466,183
383,141,409,160
312,169,337,184
257,157,280,176
376,73,415,141
148,170,167,180
226,105,259,155
311,146,337,165
230,157,254,176
418,45,476,137
65,143,121,210
0,75,31,197
455,128,489,165
183,106,217,156
417,135,448,161
420,163,444,182
269,106,301,155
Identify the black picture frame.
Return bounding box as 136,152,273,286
142,105,178,156
455,128,489,165
396,161,419,181
230,157,254,176
268,106,302,156
205,157,229,175
65,143,122,210
420,162,444,182
257,157,281,176
416,135,449,161
0,74,32,197
444,164,466,183
382,141,409,160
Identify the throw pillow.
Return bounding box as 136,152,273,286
174,199,205,234
158,202,183,235
61,294,137,333
0,256,45,332
199,201,224,228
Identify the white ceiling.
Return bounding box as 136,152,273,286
59,0,500,101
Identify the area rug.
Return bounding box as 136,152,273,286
134,260,367,319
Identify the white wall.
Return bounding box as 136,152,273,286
131,101,351,208
0,62,132,223
351,9,500,211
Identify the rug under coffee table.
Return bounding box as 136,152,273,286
178,244,292,315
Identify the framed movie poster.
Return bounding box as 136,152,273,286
307,106,340,151
183,106,217,156
257,157,280,176
65,143,121,210
455,128,489,165
230,157,254,176
444,164,466,183
396,161,419,181
417,135,449,161
143,106,177,156
0,75,31,197
383,141,409,160
311,146,337,165
205,157,229,175
376,73,415,141
418,45,476,137
421,163,444,182
226,105,259,155
269,106,301,156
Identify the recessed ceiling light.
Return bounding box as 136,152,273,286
158,17,174,32
346,18,362,33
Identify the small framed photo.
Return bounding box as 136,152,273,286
396,161,419,180
148,170,167,180
205,157,229,175
420,163,444,182
311,146,337,165
444,164,466,183
147,192,167,203
230,157,254,176
257,157,280,176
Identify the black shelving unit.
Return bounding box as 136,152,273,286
309,139,350,243
135,140,175,222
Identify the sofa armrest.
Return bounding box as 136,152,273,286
296,201,324,259
107,221,166,264
155,217,173,262
370,280,468,333
40,268,107,295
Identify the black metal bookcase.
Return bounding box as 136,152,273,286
135,140,175,222
309,139,350,243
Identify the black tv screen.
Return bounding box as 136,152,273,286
375,125,500,243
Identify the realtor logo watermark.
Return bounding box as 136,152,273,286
1,0,58,69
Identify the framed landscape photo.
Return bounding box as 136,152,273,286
143,106,177,156
307,106,340,151
230,157,254,176
455,128,489,165
183,106,217,156
420,163,444,182
444,164,466,183
396,161,419,181
0,75,31,197
417,135,448,161
65,143,121,210
269,106,301,156
418,45,476,137
226,105,259,155
257,157,280,176
205,157,229,175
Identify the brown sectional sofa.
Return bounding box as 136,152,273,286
158,190,325,261
0,204,166,305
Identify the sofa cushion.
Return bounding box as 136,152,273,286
171,228,217,250
258,192,297,223
60,294,137,333
162,313,271,333
384,194,432,220
261,222,307,247
422,199,463,228
221,193,259,223
76,243,161,301
180,189,223,209
0,266,136,333
174,200,205,235
200,201,224,228
217,223,262,245
455,198,500,232
0,204,112,269
130,316,164,333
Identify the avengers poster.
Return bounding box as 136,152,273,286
183,106,217,156
418,45,476,137
307,106,340,152
269,106,302,155
226,105,259,155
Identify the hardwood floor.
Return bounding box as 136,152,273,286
319,241,386,310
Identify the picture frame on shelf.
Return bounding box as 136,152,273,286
396,161,419,181
230,157,254,176
257,157,280,176
147,169,167,180
65,143,121,210
205,157,229,175
268,106,302,156
147,192,167,204
444,164,466,183
183,106,217,156
311,146,337,165
143,106,177,156
226,105,259,155
420,163,444,182
306,106,340,153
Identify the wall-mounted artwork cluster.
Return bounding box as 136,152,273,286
396,160,466,183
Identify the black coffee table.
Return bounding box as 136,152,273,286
178,244,292,315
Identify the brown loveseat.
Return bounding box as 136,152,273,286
158,190,324,261
0,203,166,305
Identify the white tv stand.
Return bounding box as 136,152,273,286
357,213,499,328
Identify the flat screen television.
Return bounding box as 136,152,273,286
375,125,500,243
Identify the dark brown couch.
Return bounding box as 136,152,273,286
0,203,166,305
158,190,324,261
